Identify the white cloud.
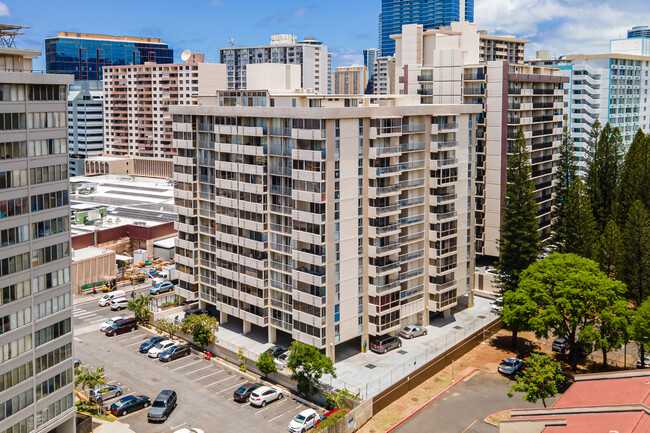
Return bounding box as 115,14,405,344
476,0,650,57
0,2,10,17
331,48,364,67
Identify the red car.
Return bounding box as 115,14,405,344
315,408,349,427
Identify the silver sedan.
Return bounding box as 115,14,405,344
399,325,428,339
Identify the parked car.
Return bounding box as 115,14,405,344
233,383,261,403
274,351,290,369
109,297,129,311
148,389,177,422
110,395,150,417
139,336,166,353
74,358,81,368
370,336,402,354
149,281,174,295
638,356,650,368
263,345,288,358
105,318,138,336
491,297,503,313
399,325,427,339
498,358,524,376
315,408,349,427
174,429,204,433
288,408,319,433
159,344,191,362
90,384,123,403
100,316,125,332
148,340,178,358
552,337,570,354
98,290,126,307
249,386,283,407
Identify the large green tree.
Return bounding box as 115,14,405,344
501,288,537,348
620,201,650,307
181,314,219,348
156,318,181,340
514,253,627,371
585,122,624,231
580,297,631,368
497,127,541,294
551,123,577,251
508,353,564,407
563,178,597,259
596,220,622,279
630,298,650,368
618,129,650,224
286,341,336,397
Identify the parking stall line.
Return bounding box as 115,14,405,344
172,360,202,371
206,376,237,387
126,341,144,348
268,406,300,423
256,398,287,413
193,371,220,381
116,334,144,343
184,365,212,376
216,382,245,394
169,422,187,430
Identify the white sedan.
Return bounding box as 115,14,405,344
289,408,319,433
99,316,124,332
147,340,178,358
249,386,283,407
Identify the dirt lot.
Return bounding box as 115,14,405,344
360,330,584,433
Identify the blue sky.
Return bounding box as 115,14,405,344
4,0,650,70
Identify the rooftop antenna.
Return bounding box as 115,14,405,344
228,38,235,47
0,24,28,48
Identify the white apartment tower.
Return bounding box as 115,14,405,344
171,92,479,358
219,35,331,94
102,59,226,177
68,80,103,176
392,22,566,256
0,42,75,432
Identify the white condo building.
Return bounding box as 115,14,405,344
68,80,103,176
171,91,480,359
0,43,75,433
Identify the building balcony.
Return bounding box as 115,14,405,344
369,146,401,159
369,184,401,199
174,286,198,302
368,222,401,238
292,209,326,225
293,268,326,286
369,241,400,257
369,203,401,218
292,148,325,162
292,249,326,266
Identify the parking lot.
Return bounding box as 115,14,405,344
74,301,316,432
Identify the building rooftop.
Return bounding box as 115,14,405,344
48,31,165,44
71,246,114,261
555,371,650,408
153,237,176,249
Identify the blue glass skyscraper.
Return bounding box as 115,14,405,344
379,0,474,56
45,32,173,80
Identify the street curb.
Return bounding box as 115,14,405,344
385,368,477,433
483,408,512,427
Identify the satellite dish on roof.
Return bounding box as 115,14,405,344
181,49,192,62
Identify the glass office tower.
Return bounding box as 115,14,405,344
45,32,173,80
379,0,474,56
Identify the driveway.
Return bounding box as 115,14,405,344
392,370,558,433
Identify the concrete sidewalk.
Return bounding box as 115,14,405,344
92,419,137,433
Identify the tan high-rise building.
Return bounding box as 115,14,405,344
102,59,227,177
171,91,480,359
0,34,76,433
393,22,567,257
333,66,367,95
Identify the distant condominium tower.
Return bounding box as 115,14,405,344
45,32,173,80
68,80,103,176
219,34,331,94
628,25,650,38
379,0,474,56
334,66,367,94
363,48,378,94
0,31,76,433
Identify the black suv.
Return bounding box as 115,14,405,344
183,308,212,320
159,345,191,362
147,390,177,422
263,345,288,358
370,336,402,354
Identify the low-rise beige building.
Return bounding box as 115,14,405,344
71,246,117,294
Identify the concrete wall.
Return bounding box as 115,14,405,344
71,249,117,294
320,399,373,433
246,63,301,91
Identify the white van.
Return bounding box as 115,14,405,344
98,290,126,307
109,297,129,311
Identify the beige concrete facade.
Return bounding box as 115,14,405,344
334,66,368,95
84,155,131,175
246,63,302,92
102,60,227,177
71,247,117,294
171,91,479,358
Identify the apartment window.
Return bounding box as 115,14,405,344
0,224,28,248
0,361,33,393
27,85,65,101
0,113,25,130
35,343,72,374
0,253,30,277
34,292,70,320
32,241,69,267
0,389,34,422
0,169,28,189
35,393,73,427
0,335,32,363
35,318,71,347
27,112,65,129
0,280,30,306
30,189,69,212
0,141,27,159
32,267,70,294
0,84,25,101
0,416,34,433
36,368,72,401
29,164,68,185
32,216,68,240
0,307,31,334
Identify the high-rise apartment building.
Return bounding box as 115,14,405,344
393,22,566,256
45,32,173,81
171,91,480,358
363,49,378,94
552,54,650,172
0,42,75,433
478,31,528,64
333,66,367,94
219,34,331,94
68,80,103,176
373,56,396,95
628,25,650,38
102,59,226,178
379,0,475,56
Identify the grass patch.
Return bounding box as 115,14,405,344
75,401,114,422
485,409,511,426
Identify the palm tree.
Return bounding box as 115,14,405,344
75,365,106,400
127,294,152,325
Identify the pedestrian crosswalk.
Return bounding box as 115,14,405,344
73,308,105,325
